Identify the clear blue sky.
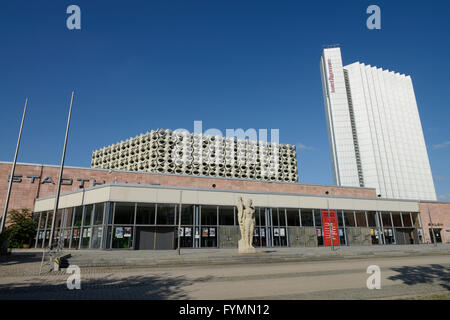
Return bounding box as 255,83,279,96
1,0,449,200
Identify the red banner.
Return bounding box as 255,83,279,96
322,210,340,246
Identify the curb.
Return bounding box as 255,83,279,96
66,250,450,269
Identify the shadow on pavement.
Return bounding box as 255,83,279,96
0,273,212,299
0,253,43,266
388,264,450,291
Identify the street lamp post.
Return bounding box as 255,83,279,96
427,204,437,247
177,191,182,255
325,191,334,251
0,98,28,235
48,92,74,250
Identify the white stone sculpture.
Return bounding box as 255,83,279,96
237,197,256,254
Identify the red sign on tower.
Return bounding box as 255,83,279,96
321,210,340,246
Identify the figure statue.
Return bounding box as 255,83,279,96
237,197,256,253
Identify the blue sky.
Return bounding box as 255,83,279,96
0,0,449,200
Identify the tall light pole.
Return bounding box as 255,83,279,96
427,204,437,247
48,92,74,249
325,191,334,251
177,190,182,255
0,98,28,234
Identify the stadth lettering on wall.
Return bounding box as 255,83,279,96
7,174,105,188
327,59,335,93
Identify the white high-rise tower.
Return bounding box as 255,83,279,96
320,46,436,201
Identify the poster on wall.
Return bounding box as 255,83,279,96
317,228,322,237
202,228,209,237
321,210,340,246
254,227,259,236
274,228,279,236
124,227,132,238
115,227,123,239
209,228,215,237
179,227,184,237
339,229,343,236
73,229,79,238
185,227,192,237
260,228,265,237
280,228,285,237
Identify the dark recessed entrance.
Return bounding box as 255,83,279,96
429,228,442,243
135,226,175,250
395,228,418,244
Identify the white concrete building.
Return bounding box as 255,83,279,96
320,46,436,201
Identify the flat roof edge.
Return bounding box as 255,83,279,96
34,182,418,204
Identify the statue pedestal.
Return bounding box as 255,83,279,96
239,247,256,254
238,239,256,254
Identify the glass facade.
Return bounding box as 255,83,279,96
355,211,367,227
344,211,356,227
286,209,300,226
200,206,218,248
136,203,156,225
300,209,314,227
218,206,234,225
33,203,423,250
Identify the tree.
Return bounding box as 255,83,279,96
5,209,36,248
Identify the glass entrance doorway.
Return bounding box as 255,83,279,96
252,208,288,248
395,228,418,245
253,227,267,247
253,208,269,247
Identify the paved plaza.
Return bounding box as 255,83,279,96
0,245,449,299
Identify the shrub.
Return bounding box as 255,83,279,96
5,209,36,248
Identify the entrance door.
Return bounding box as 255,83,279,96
395,228,416,245
155,227,175,250
429,229,442,243
135,227,155,250
252,208,273,247
253,226,268,247
136,227,175,250
394,229,407,245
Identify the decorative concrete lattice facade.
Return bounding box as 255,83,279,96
91,129,298,182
